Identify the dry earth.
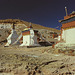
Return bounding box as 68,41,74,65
0,45,75,75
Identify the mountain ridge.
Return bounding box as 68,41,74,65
0,19,60,33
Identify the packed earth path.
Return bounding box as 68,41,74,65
0,46,75,75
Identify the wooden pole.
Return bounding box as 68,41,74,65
65,7,68,16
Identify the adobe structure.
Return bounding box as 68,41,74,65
55,8,75,49
20,23,40,47
4,24,20,46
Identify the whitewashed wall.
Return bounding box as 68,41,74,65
62,29,66,41
23,35,30,46
65,28,75,44
30,29,40,46
20,29,40,46
62,28,75,44
58,35,61,41
30,29,35,45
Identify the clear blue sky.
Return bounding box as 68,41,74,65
0,0,75,30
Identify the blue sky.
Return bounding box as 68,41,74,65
0,0,75,30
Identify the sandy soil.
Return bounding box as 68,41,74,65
0,45,75,75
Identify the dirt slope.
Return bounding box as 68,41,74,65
0,46,75,75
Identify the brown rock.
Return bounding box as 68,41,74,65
53,49,60,54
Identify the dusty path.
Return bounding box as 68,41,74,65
0,46,75,75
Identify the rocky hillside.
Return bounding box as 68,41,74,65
0,19,60,32
0,19,60,43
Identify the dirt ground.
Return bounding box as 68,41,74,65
0,45,75,75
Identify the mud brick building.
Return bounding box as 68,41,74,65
55,10,75,48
